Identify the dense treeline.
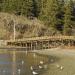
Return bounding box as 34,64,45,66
0,0,75,36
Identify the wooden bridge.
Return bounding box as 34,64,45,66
6,36,75,50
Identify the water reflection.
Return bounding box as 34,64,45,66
0,49,49,75
12,51,16,75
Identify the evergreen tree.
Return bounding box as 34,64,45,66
46,0,59,30
0,0,3,11
39,0,48,21
63,0,74,35
2,0,14,12
22,0,33,17
39,0,61,35
1,0,33,17
32,0,40,17
56,0,64,32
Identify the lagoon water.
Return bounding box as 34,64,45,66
0,49,75,75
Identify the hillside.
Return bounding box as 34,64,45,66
0,0,75,39
0,12,61,40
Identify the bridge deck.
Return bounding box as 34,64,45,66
6,36,75,42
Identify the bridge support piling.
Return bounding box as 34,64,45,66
6,36,75,50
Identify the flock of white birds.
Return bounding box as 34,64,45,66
17,53,64,75
30,58,64,75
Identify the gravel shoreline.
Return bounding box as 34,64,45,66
33,48,75,75
34,48,75,57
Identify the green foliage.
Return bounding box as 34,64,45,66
63,0,74,35
21,0,33,17
0,0,75,36
1,0,34,17
38,0,63,35
55,0,64,33
45,0,59,31
39,0,48,21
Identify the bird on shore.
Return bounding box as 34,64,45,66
56,64,60,68
60,66,64,70
55,64,64,70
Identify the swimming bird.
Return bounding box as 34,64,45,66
40,61,44,64
18,69,21,74
30,66,39,75
32,71,38,75
38,65,43,69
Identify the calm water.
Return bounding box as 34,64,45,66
0,49,75,75
0,49,49,75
